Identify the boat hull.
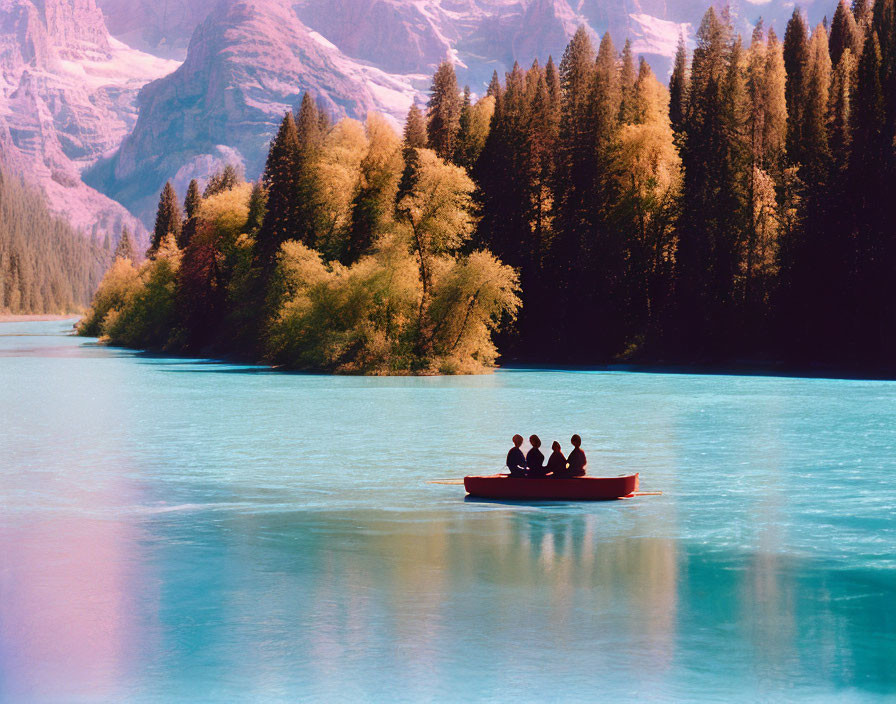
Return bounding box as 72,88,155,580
464,474,640,501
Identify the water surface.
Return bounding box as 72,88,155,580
1,320,894,702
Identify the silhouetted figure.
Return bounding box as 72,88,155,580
506,434,527,477
526,435,547,477
566,434,587,477
546,441,567,476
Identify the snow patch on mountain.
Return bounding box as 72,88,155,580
629,14,689,68
0,0,179,239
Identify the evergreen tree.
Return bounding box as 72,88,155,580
180,178,202,248
550,26,596,354
203,165,241,198
829,0,862,66
486,70,502,98
829,48,855,170
247,181,268,233
544,56,561,109
317,100,333,135
257,93,326,261
114,226,136,262
618,39,638,124
846,29,892,361
256,112,302,264
453,85,474,167
803,24,833,187
475,63,531,270
150,181,182,255
297,92,323,149
554,26,596,252
676,7,745,357
853,0,872,27
584,31,626,356
184,179,202,219
403,104,427,149
669,34,689,135
427,61,462,160
779,23,838,361
783,10,811,167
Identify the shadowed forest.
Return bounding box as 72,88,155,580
0,167,108,314
80,0,896,373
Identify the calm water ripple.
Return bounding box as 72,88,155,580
1,320,895,702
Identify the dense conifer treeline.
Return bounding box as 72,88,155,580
463,0,896,369
82,0,896,372
0,167,107,314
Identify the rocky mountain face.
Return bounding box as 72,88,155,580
95,0,215,59
86,0,427,224
0,0,178,240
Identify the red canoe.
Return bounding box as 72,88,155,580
464,473,640,501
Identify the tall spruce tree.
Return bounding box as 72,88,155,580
403,104,427,149
804,24,833,187
114,226,136,262
829,0,862,66
619,39,638,124
180,178,202,248
783,10,811,167
669,34,689,135
184,179,202,219
256,112,302,264
550,26,596,355
582,31,628,358
487,70,502,98
544,56,561,109
247,181,268,233
846,26,893,361
853,0,872,27
553,26,596,251
675,7,745,357
150,181,182,255
426,61,462,160
453,86,474,167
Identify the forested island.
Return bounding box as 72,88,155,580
80,0,896,374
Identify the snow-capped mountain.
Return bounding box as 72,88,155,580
0,0,178,239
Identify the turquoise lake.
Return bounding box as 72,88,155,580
1,319,894,703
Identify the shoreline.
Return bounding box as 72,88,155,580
502,360,896,382
0,314,79,323
5,316,893,381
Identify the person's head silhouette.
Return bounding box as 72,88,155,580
529,435,541,449
512,434,524,447
571,434,582,448
552,441,562,453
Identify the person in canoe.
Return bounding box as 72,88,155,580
526,435,548,477
545,441,568,476
506,435,528,477
566,435,588,477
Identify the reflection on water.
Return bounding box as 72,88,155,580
1,321,895,702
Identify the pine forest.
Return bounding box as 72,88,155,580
0,167,109,315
